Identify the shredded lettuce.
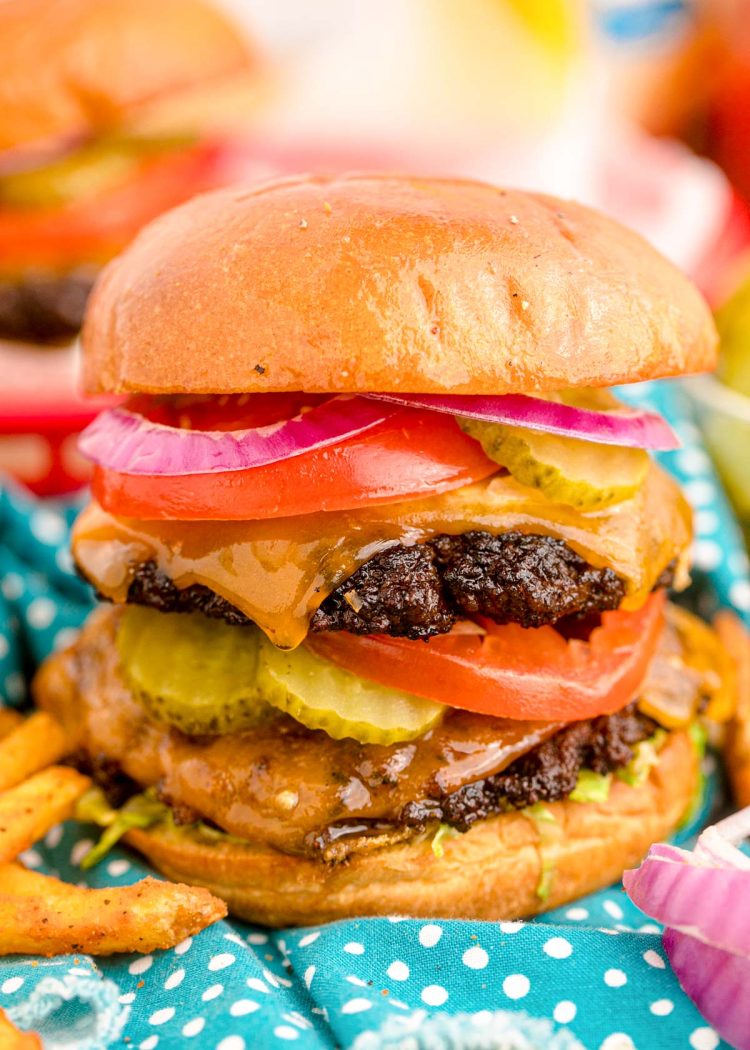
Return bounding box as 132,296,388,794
431,823,459,859
523,802,558,901
679,722,709,829
75,787,169,870
570,769,612,804
689,720,708,759
617,728,668,788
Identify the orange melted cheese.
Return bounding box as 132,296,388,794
72,463,692,649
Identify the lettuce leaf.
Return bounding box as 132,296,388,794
75,787,168,870
431,823,460,859
616,728,668,788
679,722,708,829
523,802,558,901
569,769,612,804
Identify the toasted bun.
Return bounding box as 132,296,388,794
82,174,718,396
0,0,262,152
123,730,697,927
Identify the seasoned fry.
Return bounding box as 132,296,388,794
718,610,750,806
0,1009,41,1049
0,864,76,898
0,864,227,955
0,710,23,742
0,713,69,792
0,767,90,864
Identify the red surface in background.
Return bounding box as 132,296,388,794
693,192,750,307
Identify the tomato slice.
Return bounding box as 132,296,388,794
92,409,499,520
0,141,232,269
307,591,666,722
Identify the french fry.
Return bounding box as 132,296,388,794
0,864,227,955
0,710,23,742
0,767,90,864
0,713,69,792
0,1009,41,1049
718,610,750,806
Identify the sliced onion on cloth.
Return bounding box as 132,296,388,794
364,392,680,450
78,396,401,476
624,807,750,1049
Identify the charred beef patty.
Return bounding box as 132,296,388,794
399,704,655,834
38,605,689,861
0,269,96,342
122,531,629,639
78,702,656,856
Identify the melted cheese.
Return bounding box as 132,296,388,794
72,463,692,649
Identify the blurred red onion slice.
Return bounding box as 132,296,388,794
624,807,750,1050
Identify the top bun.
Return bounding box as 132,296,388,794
0,0,262,152
82,174,718,396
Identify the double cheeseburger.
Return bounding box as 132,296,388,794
36,175,736,926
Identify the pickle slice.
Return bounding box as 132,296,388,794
117,606,445,744
256,636,445,744
460,418,649,510
0,134,194,208
117,606,273,736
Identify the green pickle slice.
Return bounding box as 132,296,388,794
255,634,445,744
117,606,445,744
459,389,649,510
0,134,194,208
117,606,272,735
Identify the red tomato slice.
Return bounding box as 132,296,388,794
92,409,499,520
307,591,666,722
0,141,232,269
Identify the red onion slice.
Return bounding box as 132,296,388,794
664,931,750,1050
625,853,750,956
78,395,401,476
624,806,750,1049
364,392,680,450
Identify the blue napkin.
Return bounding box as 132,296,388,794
0,379,747,1050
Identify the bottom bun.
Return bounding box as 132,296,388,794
126,729,697,927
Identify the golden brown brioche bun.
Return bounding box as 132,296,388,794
0,0,261,152
123,730,697,927
81,174,718,396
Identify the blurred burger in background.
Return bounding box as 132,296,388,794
0,0,268,494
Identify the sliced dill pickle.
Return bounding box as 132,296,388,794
459,418,649,510
117,606,273,735
117,605,445,744
1,148,138,208
0,134,194,208
256,636,445,744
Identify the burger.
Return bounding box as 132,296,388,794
0,0,265,492
35,174,736,926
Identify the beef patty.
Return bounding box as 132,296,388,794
123,531,629,640
0,269,96,342
399,705,653,833
38,606,691,861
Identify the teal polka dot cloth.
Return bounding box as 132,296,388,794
0,380,747,1050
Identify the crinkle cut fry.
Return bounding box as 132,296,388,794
0,864,227,955
0,712,70,792
0,766,90,864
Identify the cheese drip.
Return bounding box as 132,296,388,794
72,463,692,649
